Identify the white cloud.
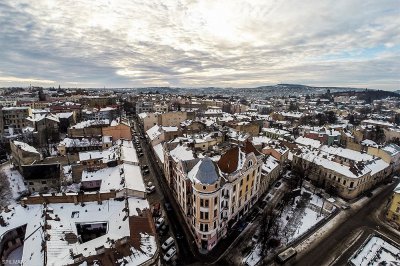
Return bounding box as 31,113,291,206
0,0,399,89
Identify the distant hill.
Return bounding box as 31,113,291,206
332,89,400,102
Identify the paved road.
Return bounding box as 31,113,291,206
133,119,198,265
294,181,399,266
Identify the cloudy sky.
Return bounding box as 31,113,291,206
0,0,399,89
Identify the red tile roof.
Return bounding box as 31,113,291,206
218,140,260,174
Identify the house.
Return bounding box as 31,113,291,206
386,183,400,228
293,146,390,199
10,141,41,170
163,140,263,252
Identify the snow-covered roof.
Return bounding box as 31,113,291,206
251,136,273,146
78,146,119,163
320,145,373,162
13,140,40,154
71,119,110,129
350,235,400,266
362,119,395,127
55,112,74,119
262,127,290,136
295,136,322,149
60,138,102,148
153,143,165,163
123,164,146,193
146,125,178,141
81,166,122,191
169,144,195,162
262,156,280,174
121,142,138,164
361,139,379,148
382,143,400,157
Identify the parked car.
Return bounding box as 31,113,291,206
141,165,149,170
161,236,174,251
159,224,169,236
138,153,144,157
155,217,165,229
341,204,350,210
252,232,260,243
274,181,282,188
142,169,150,175
164,202,172,211
163,246,177,262
146,185,156,194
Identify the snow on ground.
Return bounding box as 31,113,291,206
350,235,400,266
61,183,80,193
243,244,262,266
1,164,27,204
278,189,333,244
63,165,72,183
244,187,334,266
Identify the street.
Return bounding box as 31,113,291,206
294,180,400,266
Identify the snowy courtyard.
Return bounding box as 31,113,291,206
349,235,400,266
244,187,336,266
0,163,27,206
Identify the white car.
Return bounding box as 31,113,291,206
155,217,165,229
163,246,177,262
146,185,156,194
161,236,174,251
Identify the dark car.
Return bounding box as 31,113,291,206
164,202,173,211
142,169,150,175
159,224,169,236
274,181,282,188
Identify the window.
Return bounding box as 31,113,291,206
203,186,206,190
200,211,204,219
205,199,209,207
350,181,354,188
214,197,217,205
246,175,249,181
214,209,217,218
246,185,248,192
233,184,236,192
205,212,209,219
214,221,217,229
239,191,242,197
200,199,204,207
240,179,243,186
204,224,208,232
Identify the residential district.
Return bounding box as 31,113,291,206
0,86,399,266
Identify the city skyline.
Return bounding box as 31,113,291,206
0,0,399,90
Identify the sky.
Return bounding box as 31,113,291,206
0,0,399,90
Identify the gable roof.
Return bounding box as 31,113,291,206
218,140,260,174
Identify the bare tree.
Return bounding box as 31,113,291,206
0,170,12,207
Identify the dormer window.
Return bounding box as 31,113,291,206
248,160,253,167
